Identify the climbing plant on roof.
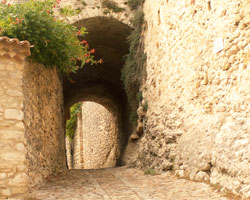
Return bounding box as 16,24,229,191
0,0,102,75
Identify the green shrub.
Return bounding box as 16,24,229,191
121,10,146,127
81,0,87,6
103,8,111,15
66,102,82,140
59,5,80,16
144,168,158,176
0,0,101,75
129,111,138,124
121,11,144,93
142,101,148,112
101,0,125,13
137,91,143,102
127,0,144,10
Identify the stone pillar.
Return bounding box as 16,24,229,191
0,37,30,198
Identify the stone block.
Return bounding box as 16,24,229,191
0,173,7,179
195,171,210,182
16,143,26,152
11,187,29,195
2,189,11,196
8,173,28,186
0,152,26,163
0,130,24,140
4,109,23,120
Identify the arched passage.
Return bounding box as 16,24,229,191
66,101,120,169
63,16,132,165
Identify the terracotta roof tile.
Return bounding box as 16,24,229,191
0,36,33,48
0,36,32,59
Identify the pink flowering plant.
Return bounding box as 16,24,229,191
0,0,102,74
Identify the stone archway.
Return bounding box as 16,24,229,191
57,0,134,27
63,15,133,166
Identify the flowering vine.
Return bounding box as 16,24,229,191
0,0,102,75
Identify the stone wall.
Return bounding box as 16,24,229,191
71,102,120,169
65,137,73,169
73,112,84,169
124,0,250,198
0,37,29,198
0,37,65,199
23,61,66,187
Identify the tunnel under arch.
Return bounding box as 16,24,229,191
63,16,132,164
67,101,121,169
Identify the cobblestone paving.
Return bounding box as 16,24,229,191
27,167,234,200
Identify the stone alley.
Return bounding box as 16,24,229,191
25,167,236,200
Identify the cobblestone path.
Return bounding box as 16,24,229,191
28,167,234,200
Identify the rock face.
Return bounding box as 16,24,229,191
123,0,250,198
0,37,65,199
70,102,120,169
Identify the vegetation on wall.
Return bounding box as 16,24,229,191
102,0,125,14
81,0,87,6
127,0,144,10
66,102,82,140
121,10,147,125
59,5,80,16
0,0,101,75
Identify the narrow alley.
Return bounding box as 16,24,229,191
28,167,233,200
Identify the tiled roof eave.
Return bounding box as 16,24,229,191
0,36,32,48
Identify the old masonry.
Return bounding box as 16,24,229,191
1,0,250,199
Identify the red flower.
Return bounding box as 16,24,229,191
8,3,11,6
77,30,81,35
90,49,95,54
84,54,89,57
80,40,87,44
1,0,6,4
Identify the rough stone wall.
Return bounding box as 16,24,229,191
23,61,66,187
73,112,84,169
65,137,73,169
124,0,250,198
71,102,120,169
0,37,66,199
